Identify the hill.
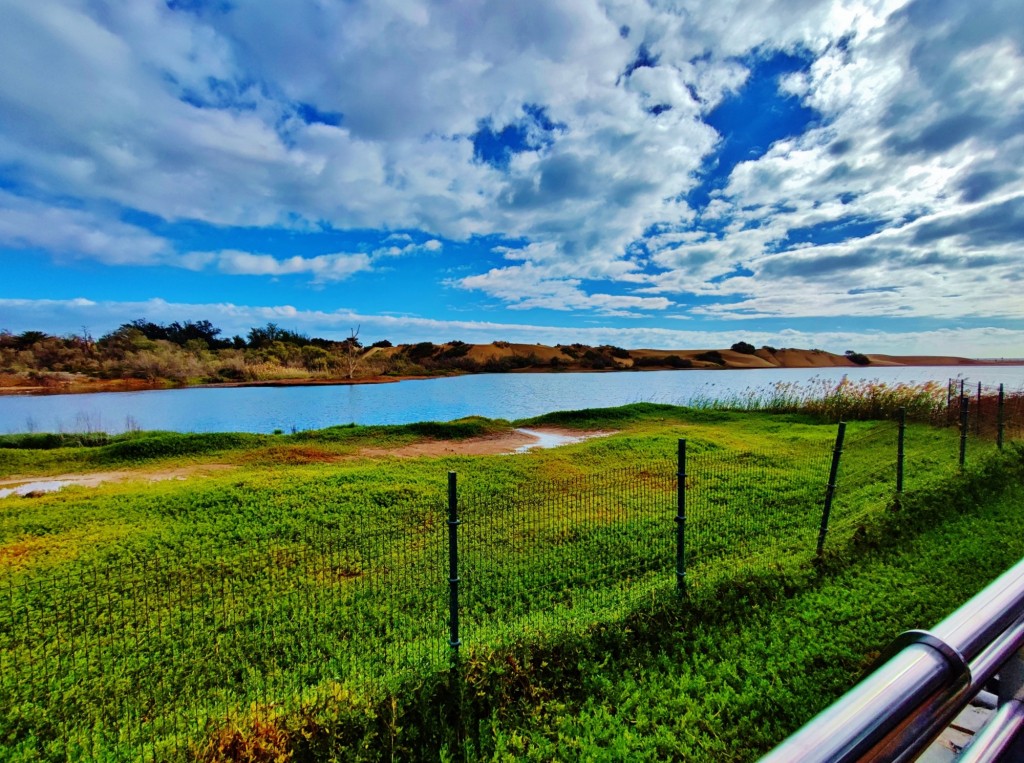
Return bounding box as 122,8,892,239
1,328,1010,396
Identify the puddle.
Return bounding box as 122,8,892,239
513,428,610,453
0,481,72,499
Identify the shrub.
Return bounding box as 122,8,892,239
730,341,757,355
438,341,471,360
405,342,437,361
695,350,725,365
599,345,631,359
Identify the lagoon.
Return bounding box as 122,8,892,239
1,365,1022,435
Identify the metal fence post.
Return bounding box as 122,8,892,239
447,471,461,653
976,381,982,436
998,383,1005,450
817,421,846,557
676,438,686,595
959,396,969,469
896,407,906,501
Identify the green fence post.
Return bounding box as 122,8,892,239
896,407,906,503
815,419,847,557
447,471,461,653
998,384,1005,450
817,421,846,557
976,382,982,436
676,438,686,595
959,396,969,469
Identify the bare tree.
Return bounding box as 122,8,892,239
343,325,362,380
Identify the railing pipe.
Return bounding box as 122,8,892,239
957,700,1024,763
759,554,1024,763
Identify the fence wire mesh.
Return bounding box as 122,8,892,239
2,378,1022,760
458,465,676,649
684,444,833,588
0,499,448,762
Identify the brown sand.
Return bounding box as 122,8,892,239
0,428,613,493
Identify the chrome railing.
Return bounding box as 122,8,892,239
760,555,1024,762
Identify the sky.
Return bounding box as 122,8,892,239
1,0,1023,356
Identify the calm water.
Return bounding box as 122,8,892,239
1,366,1021,435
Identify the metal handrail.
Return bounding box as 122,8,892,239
759,555,1024,762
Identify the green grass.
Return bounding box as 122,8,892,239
0,403,1017,761
464,453,1024,762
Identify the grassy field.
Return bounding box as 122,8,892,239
0,402,1019,761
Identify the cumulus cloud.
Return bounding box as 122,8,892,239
0,0,1021,328
214,250,373,282
0,191,170,265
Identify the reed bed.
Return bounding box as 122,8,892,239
687,377,951,422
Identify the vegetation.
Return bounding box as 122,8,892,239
0,393,1019,761
695,350,726,365
3,321,910,391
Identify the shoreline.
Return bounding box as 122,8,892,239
1,356,1022,398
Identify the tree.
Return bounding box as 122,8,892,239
342,326,362,379
730,341,756,355
247,323,286,349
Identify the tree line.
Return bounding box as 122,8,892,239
0,320,392,386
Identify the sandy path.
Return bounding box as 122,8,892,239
0,464,236,495
359,427,613,458
0,428,613,496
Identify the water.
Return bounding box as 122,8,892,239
1,366,1021,435
0,480,72,499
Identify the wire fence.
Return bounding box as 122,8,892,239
1,379,1021,760
1,506,450,762
459,466,676,649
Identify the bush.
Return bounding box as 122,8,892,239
695,350,725,365
599,345,631,359
633,355,693,369
730,342,757,355
405,342,437,361
845,351,871,366
438,341,471,360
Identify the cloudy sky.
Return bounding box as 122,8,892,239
1,0,1022,355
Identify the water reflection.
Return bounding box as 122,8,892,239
1,366,1020,435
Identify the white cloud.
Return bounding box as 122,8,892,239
457,261,671,313
214,250,372,282
0,191,169,265
2,296,1023,357
0,0,1022,329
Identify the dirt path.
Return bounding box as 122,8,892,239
0,465,236,496
0,428,613,497
359,427,613,458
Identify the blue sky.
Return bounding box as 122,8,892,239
1,0,1022,355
